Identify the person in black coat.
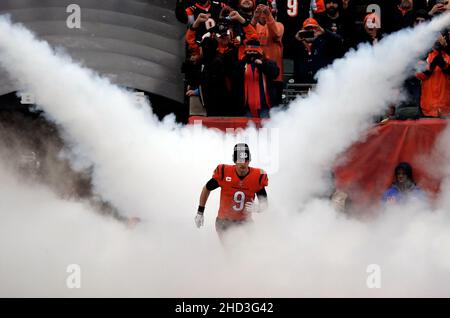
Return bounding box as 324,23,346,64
292,17,344,84
186,35,231,116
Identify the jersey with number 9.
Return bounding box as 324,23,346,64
212,164,268,221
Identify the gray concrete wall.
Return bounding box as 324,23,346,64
0,0,185,103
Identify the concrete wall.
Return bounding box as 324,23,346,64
0,0,185,103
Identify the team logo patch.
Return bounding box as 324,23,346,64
225,177,232,182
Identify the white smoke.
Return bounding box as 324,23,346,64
0,13,449,297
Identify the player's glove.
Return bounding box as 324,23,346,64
244,200,259,213
195,213,204,228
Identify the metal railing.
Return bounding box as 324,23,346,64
282,83,316,105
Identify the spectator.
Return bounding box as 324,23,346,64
358,12,382,45
292,17,343,84
186,14,231,116
275,0,312,58
382,0,428,31
175,0,197,24
315,1,342,33
234,38,279,117
186,0,227,25
315,0,358,51
186,8,254,58
185,0,228,42
223,0,259,61
428,0,450,17
416,31,450,117
393,10,431,120
252,3,284,106
311,0,326,15
413,8,431,24
181,48,204,115
216,26,242,114
389,0,416,33
238,0,257,22
382,162,425,204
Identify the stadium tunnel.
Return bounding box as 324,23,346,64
0,0,187,121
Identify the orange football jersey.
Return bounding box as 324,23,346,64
212,164,268,221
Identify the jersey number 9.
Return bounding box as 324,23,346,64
232,191,246,212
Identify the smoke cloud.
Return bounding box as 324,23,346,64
0,13,449,297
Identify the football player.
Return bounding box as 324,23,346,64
195,143,268,238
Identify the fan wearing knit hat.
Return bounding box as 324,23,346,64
292,15,343,84
244,36,264,56
295,17,325,43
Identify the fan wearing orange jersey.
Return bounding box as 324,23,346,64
195,143,268,238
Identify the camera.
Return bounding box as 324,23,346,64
298,30,315,40
218,16,231,23
217,16,232,33
216,22,231,37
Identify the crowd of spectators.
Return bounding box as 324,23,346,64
175,0,450,119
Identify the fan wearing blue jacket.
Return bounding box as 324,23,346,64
382,162,425,204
